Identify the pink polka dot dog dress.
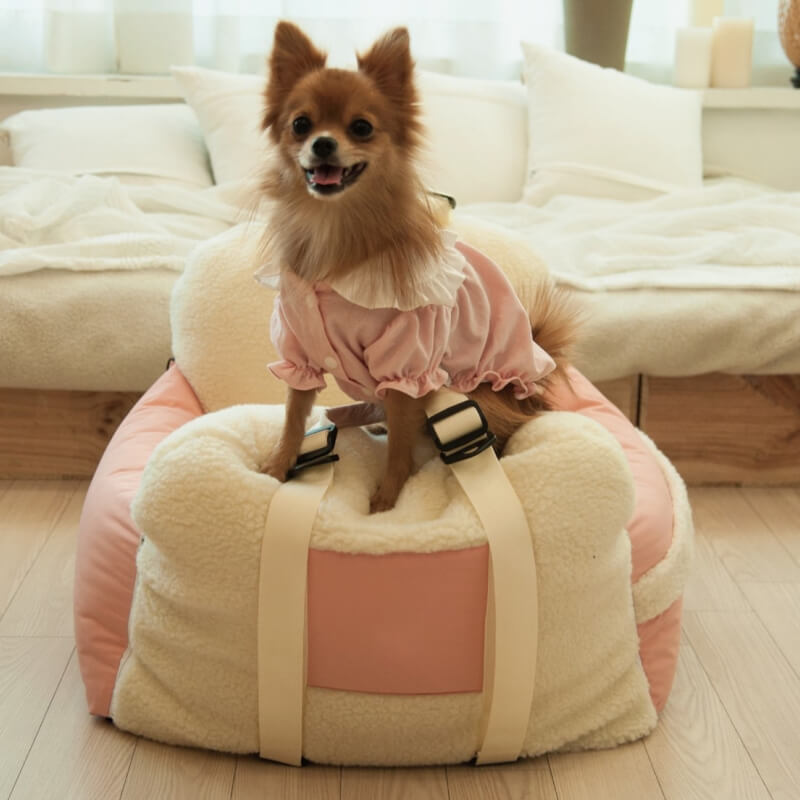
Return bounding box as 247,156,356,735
257,231,556,404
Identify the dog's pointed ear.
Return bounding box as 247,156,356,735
357,28,421,147
357,28,414,101
263,22,327,135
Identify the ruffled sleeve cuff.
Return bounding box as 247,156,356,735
374,368,449,400
449,370,549,400
268,360,326,392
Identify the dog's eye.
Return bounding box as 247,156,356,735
349,119,373,139
292,116,312,136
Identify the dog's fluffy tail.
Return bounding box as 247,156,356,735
515,280,581,417
529,280,580,384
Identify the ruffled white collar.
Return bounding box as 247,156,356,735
255,230,467,311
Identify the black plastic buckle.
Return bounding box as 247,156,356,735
287,424,340,479
426,400,497,465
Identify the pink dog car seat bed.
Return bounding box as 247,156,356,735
75,361,693,766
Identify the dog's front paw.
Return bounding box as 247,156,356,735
369,484,400,514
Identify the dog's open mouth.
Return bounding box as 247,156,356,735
305,162,368,195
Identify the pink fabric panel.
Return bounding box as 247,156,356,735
74,366,203,716
548,368,675,582
637,599,684,711
307,546,489,695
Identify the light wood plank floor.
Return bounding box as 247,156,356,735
1,480,799,800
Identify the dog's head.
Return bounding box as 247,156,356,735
263,22,423,200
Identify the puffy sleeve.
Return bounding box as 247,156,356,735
267,299,326,392
363,305,452,399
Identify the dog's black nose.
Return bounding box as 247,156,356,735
312,136,337,159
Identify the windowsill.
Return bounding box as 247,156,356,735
2,71,800,109
702,87,800,109
0,72,182,98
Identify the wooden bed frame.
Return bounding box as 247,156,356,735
3,374,798,485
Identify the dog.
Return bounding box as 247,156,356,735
259,21,577,512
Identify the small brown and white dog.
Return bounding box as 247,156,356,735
260,22,576,511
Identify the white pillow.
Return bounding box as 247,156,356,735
0,104,213,187
172,65,528,204
520,43,703,203
416,71,528,205
171,66,268,185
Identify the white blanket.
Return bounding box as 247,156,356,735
4,168,798,295
463,179,800,292
0,167,249,277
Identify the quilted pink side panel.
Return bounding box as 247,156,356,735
549,368,680,708
74,366,202,716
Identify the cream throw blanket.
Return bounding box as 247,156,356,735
0,167,245,277
465,178,800,292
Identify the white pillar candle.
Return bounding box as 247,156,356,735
690,0,725,28
115,11,194,74
674,27,713,88
710,17,755,88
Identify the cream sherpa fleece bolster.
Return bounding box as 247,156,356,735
112,403,657,765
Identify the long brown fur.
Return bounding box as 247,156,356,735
260,22,441,309
260,22,578,512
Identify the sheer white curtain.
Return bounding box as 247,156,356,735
0,0,790,85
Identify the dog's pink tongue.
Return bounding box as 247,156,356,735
313,165,344,185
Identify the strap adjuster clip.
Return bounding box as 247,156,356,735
287,424,340,478
426,400,497,465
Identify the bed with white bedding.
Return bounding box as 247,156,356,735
2,167,798,393
1,53,798,483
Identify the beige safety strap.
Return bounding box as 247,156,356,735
257,425,337,766
425,389,538,765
